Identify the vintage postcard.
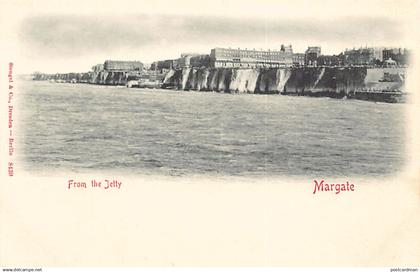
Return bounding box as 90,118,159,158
0,0,419,269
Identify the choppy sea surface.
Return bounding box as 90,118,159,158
18,81,406,177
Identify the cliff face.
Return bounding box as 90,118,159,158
162,68,292,93
161,67,406,95
91,71,128,85
89,66,406,94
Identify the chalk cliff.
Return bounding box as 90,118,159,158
161,67,406,96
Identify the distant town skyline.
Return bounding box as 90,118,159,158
18,14,408,73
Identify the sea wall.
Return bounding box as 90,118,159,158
161,67,406,96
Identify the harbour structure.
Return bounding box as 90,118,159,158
209,45,294,68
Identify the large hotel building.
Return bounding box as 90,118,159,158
210,45,293,68
103,60,144,71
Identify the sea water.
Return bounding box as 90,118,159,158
18,81,406,177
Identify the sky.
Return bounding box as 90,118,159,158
13,5,410,73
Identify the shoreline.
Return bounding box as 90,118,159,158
31,79,407,104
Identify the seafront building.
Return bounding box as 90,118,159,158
343,48,376,66
151,44,408,70
151,60,175,71
373,47,385,62
32,44,410,86
178,53,200,67
103,60,144,71
210,45,293,68
305,46,321,66
316,55,341,66
382,48,409,66
151,53,210,71
89,60,144,84
292,53,305,66
91,64,104,73
340,47,407,66
189,54,211,68
152,46,295,70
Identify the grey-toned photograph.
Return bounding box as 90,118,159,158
19,13,409,177
3,0,420,269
